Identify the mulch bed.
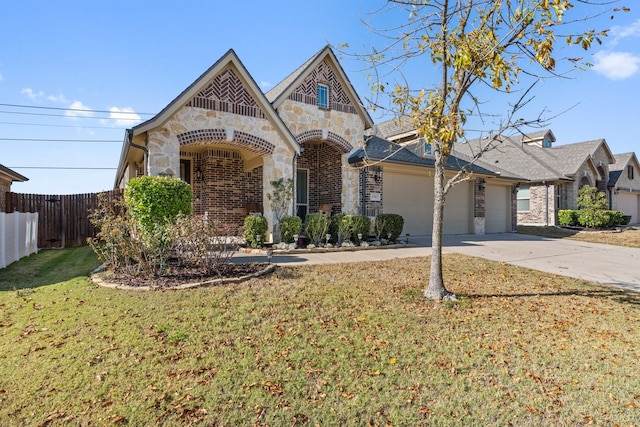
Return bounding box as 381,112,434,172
100,263,270,289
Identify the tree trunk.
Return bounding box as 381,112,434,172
424,157,457,301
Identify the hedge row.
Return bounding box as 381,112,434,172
558,209,631,228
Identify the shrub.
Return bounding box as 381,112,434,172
171,213,240,274
374,213,404,241
280,215,302,243
329,213,354,245
243,215,268,248
604,210,624,227
305,213,330,246
558,210,579,227
351,215,371,241
124,176,192,235
622,215,632,226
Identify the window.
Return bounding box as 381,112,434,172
180,159,191,184
317,84,328,109
628,165,635,180
517,185,530,211
423,139,433,157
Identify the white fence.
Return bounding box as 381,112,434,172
0,212,39,269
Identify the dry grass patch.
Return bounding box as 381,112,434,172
518,225,640,248
0,249,639,425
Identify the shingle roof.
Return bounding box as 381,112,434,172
608,152,639,186
453,132,612,182
369,116,416,139
0,164,28,182
265,47,320,103
349,135,503,177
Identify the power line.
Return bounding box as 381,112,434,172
0,137,120,143
9,166,117,170
0,102,154,116
0,121,124,130
0,109,133,120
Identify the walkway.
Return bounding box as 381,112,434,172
233,233,640,293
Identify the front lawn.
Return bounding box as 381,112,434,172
518,225,640,248
0,247,638,425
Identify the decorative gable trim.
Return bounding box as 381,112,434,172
177,128,274,155
186,67,267,119
296,129,352,153
288,59,356,114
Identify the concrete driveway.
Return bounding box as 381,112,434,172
235,233,640,293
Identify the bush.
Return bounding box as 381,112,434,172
374,213,404,241
243,215,268,248
329,213,353,245
124,176,192,235
171,213,240,274
351,215,371,241
604,210,624,227
558,210,579,227
280,215,302,243
622,215,632,226
305,213,330,246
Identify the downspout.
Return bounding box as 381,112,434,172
292,153,298,216
127,129,148,176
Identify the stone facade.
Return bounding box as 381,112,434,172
0,179,10,212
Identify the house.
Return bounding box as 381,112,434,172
608,152,640,223
114,46,519,238
452,130,640,226
0,164,28,212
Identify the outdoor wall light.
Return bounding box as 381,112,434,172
195,168,203,181
478,179,486,190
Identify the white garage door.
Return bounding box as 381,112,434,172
443,181,472,234
485,184,511,233
384,171,434,236
617,192,639,224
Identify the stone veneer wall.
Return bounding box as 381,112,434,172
278,99,364,214
473,179,486,234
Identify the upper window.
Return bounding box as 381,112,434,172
317,84,329,109
517,185,530,212
628,165,635,180
423,140,434,157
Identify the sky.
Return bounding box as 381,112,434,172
1,1,639,195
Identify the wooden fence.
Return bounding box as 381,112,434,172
4,190,123,249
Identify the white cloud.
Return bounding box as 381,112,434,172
47,93,69,103
593,51,640,80
109,106,142,127
65,100,94,118
21,88,45,101
610,19,640,45
260,80,272,90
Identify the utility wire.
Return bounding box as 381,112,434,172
9,166,117,170
0,121,124,130
0,102,154,116
0,109,139,120
0,137,120,143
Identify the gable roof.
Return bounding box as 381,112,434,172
453,132,613,183
116,49,301,185
608,152,640,186
349,135,508,178
0,164,28,183
266,45,374,130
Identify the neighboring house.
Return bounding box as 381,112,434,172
0,164,28,212
452,130,629,226
608,152,640,224
113,46,518,238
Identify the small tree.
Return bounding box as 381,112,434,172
577,185,608,228
267,178,294,242
354,0,628,300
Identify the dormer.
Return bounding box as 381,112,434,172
520,129,556,148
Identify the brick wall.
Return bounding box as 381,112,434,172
297,141,342,215
0,180,9,212
517,183,557,225
192,148,263,233
360,166,383,217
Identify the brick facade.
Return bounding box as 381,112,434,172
297,141,342,215
0,179,10,212
517,183,557,225
360,167,383,217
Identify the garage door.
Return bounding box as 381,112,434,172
617,192,639,224
443,181,472,234
485,184,511,233
384,171,434,236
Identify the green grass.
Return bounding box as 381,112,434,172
1,248,639,425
